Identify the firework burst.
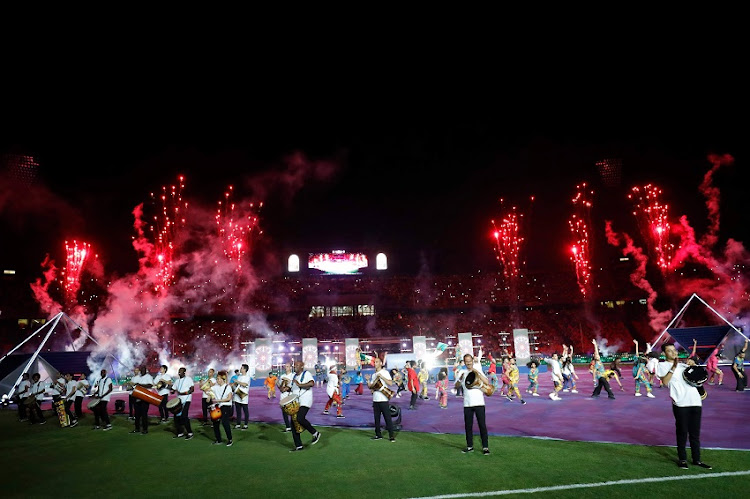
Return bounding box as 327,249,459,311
491,202,524,280
62,239,92,306
628,184,677,271
149,175,187,292
216,185,263,274
568,183,593,297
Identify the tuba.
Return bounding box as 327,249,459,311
465,371,495,396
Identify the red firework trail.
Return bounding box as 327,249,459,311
628,184,677,271
150,175,187,292
491,201,524,279
568,183,593,297
216,185,263,273
62,240,92,305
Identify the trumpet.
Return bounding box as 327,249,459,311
200,379,213,392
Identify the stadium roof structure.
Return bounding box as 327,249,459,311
0,311,116,399
651,293,748,361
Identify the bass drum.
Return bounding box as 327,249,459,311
166,398,183,415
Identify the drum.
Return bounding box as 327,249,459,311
465,371,496,396
166,398,183,415
280,394,300,415
683,365,708,400
370,377,395,399
132,385,163,406
23,396,37,406
209,405,223,421
280,394,302,433
87,397,101,410
54,399,70,427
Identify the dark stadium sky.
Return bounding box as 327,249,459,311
2,109,747,280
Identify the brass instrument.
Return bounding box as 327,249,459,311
235,386,247,398
200,379,213,392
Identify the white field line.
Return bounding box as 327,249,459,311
406,469,750,498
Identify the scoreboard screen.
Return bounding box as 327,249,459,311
308,250,368,275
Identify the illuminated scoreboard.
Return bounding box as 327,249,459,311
287,249,388,274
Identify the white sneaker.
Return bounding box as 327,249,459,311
571,389,578,394
532,393,539,396
553,395,562,401
646,392,655,398
548,393,555,400
635,393,643,397
563,389,570,392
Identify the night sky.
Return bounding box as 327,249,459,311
1,110,747,280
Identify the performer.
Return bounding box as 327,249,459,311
289,360,321,452
657,343,712,469
369,356,395,441
418,361,430,400
27,373,46,425
561,345,579,393
127,367,139,420
63,373,79,427
487,353,498,391
340,368,351,399
391,369,405,398
645,343,662,388
323,365,344,418
406,360,420,410
591,339,623,399
129,365,153,434
264,371,278,399
633,340,655,398
233,364,250,430
527,361,539,396
498,357,511,397
154,365,173,423
705,349,723,386
201,368,217,425
504,358,526,405
92,369,113,431
172,367,194,440
15,373,31,422
352,365,365,396
456,354,490,455
543,352,564,400
732,338,748,392
453,360,465,397
210,371,234,446
48,373,66,407
73,373,89,419
435,370,448,408
277,362,295,432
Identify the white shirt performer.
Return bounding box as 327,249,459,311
129,367,153,434
368,357,396,441
92,369,113,431
456,354,491,455
288,361,321,452
233,364,251,429
154,365,173,423
657,343,711,470
323,366,344,418
544,352,564,400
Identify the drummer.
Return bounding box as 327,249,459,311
201,368,217,426
28,373,46,425
73,373,89,420
154,365,172,423
63,373,79,427
15,373,31,422
233,364,251,430
368,356,395,441
455,354,491,455
129,366,153,435
210,371,234,446
171,367,194,440
92,369,113,431
277,363,294,432
289,360,321,452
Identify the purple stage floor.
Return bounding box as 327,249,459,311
107,367,749,450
